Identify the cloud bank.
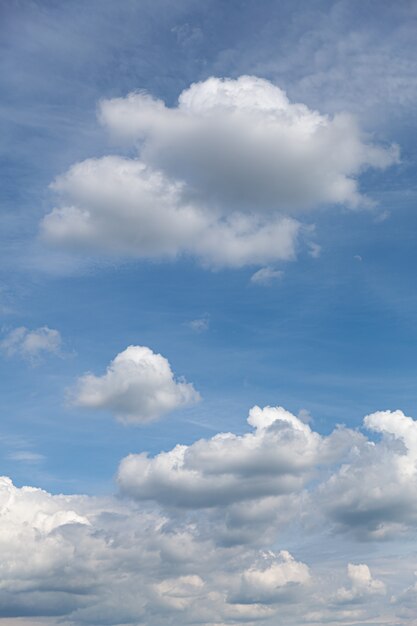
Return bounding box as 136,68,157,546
41,76,398,268
2,403,417,624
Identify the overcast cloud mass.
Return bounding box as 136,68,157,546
1,1,417,625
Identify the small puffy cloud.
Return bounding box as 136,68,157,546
230,551,310,605
0,326,62,362
250,266,283,285
72,345,200,424
334,564,386,604
41,76,398,269
319,409,417,539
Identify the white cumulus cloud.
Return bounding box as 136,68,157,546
72,345,200,424
41,76,398,269
99,76,397,211
117,405,359,507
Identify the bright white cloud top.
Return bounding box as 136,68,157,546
2,404,417,625
41,76,398,268
72,345,200,423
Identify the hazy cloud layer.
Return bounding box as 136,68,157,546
41,76,398,268
72,345,200,424
0,326,62,362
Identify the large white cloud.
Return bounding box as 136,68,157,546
99,76,397,211
72,345,200,424
41,76,398,268
117,405,360,507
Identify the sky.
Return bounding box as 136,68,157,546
1,0,417,624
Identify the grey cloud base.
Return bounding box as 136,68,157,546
3,404,417,625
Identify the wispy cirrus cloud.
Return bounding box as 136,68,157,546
0,326,62,362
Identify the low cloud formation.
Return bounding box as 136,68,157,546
72,345,200,424
98,76,397,211
3,405,417,623
41,76,398,269
0,326,62,362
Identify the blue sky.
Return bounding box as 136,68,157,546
1,2,417,625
